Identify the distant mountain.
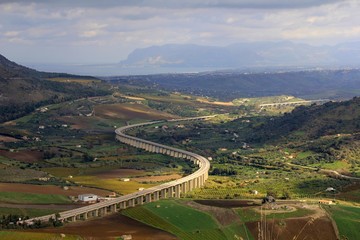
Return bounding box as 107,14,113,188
0,54,109,122
120,41,360,69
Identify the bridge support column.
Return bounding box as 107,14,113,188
145,194,152,203
181,182,187,194
168,187,174,198
110,204,117,213
154,191,159,201
137,195,144,205
160,189,167,199
188,180,194,191
151,145,156,152
175,185,181,198
129,199,135,207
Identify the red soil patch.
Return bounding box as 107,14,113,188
94,103,176,120
0,183,112,197
93,169,146,179
246,216,337,240
195,199,260,208
32,213,177,240
132,174,182,183
0,149,43,163
337,183,360,201
57,116,93,130
0,135,20,142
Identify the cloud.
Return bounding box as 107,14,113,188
0,0,358,64
0,0,345,9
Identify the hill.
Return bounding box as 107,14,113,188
106,69,360,100
120,41,360,69
0,54,110,122
247,97,360,143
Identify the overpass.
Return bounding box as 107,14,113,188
259,99,329,108
24,117,211,225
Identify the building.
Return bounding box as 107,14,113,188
319,199,334,205
78,194,98,203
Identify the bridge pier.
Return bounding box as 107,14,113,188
175,185,181,198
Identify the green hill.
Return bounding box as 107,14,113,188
0,54,110,122
247,97,360,143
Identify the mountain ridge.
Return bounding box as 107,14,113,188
0,53,109,122
120,41,360,69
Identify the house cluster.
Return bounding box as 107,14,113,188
78,192,118,203
37,107,49,113
78,194,98,203
319,199,335,205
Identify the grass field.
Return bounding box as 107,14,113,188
48,77,101,84
0,207,60,218
0,192,71,204
324,204,360,240
70,175,156,194
0,231,81,240
122,200,229,240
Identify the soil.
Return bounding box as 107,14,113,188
93,169,146,179
132,174,182,183
31,213,178,240
94,103,177,120
0,203,80,210
0,183,112,197
196,98,235,106
57,116,95,130
194,199,260,208
182,200,240,226
337,183,360,202
246,216,337,240
0,149,43,163
0,135,20,142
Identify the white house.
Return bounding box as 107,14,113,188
78,194,98,203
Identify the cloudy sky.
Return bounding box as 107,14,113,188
0,0,359,65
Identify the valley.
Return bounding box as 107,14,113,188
0,55,359,240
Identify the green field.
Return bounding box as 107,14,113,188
123,200,230,240
0,207,60,218
0,231,81,240
0,192,71,204
325,205,360,240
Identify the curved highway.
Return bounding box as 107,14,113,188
24,117,212,224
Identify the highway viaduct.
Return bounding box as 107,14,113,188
24,117,211,224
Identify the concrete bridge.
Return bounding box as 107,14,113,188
24,118,211,225
259,99,329,108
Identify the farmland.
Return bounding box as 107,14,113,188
0,84,359,239
121,199,339,240
0,207,61,218
122,200,228,240
0,231,80,240
30,213,176,240
324,204,360,240
0,192,71,204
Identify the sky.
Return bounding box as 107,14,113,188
0,0,359,65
